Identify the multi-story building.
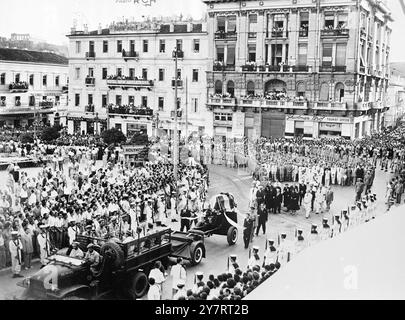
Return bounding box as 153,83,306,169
204,0,392,140
64,17,211,137
0,48,69,128
385,66,405,128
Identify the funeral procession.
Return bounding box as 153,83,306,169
1,0,405,303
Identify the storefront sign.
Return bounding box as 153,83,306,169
286,115,353,123
319,122,342,131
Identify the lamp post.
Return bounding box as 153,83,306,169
173,47,180,182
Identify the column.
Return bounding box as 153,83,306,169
256,10,265,66
237,12,248,66
282,44,286,64
288,10,298,66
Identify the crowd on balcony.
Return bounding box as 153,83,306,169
9,82,29,91
107,75,150,82
209,93,233,99
107,103,153,116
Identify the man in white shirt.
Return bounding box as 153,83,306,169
173,280,187,300
147,277,161,300
149,261,166,291
69,242,84,259
170,258,187,297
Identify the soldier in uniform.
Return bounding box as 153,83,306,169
263,239,277,266
342,210,350,232
320,218,331,240
308,224,319,247
9,231,23,278
331,214,342,238
348,205,358,228
277,233,289,266
37,224,51,267
248,246,261,269
228,254,239,274
243,211,254,249
294,229,306,257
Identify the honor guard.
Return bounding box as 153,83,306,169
264,239,277,265
9,231,23,278
348,205,358,228
320,218,331,240
331,214,342,238
37,224,51,267
228,254,239,274
294,229,306,256
192,271,205,294
277,233,289,265
248,246,261,269
308,224,319,246
370,194,377,219
342,210,350,232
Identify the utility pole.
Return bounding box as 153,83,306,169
185,76,189,142
173,47,179,182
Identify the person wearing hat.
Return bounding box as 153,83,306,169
248,246,261,269
173,279,187,300
170,257,187,298
228,254,239,274
331,215,342,238
303,189,312,219
243,211,254,249
264,239,277,265
277,233,290,265
308,224,319,247
37,224,51,267
294,229,306,257
69,241,84,259
85,243,100,275
320,218,332,240
192,271,205,294
342,210,350,232
9,231,23,278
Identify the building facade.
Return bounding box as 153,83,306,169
385,67,405,128
204,0,392,140
64,18,211,138
0,48,69,128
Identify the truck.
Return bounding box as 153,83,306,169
18,228,205,300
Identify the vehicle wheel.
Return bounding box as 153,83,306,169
227,227,238,246
190,242,204,266
101,241,124,270
126,272,149,299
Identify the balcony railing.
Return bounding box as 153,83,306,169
271,30,288,38
85,77,95,86
0,106,55,115
86,51,96,60
313,102,347,110
9,82,29,92
172,50,184,59
299,29,308,37
319,66,347,72
321,28,349,37
213,64,236,71
108,104,153,116
39,101,54,108
122,50,139,60
356,101,371,110
171,79,183,88
85,105,95,113
241,64,257,72
208,97,237,106
106,76,154,89
248,32,257,39
293,65,310,72
215,31,237,40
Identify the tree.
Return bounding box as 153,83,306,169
20,133,34,144
41,126,60,142
101,128,126,145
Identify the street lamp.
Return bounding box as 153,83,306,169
172,47,182,182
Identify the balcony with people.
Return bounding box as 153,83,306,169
321,19,349,38
214,29,237,40
85,104,95,113
9,82,29,93
107,103,153,117
106,74,154,90
207,93,237,109
39,101,54,109
122,49,139,61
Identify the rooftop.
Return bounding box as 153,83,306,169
0,47,68,65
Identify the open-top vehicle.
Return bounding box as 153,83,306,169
192,193,239,246
18,228,205,300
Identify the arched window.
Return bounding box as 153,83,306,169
215,80,223,94
247,81,255,96
334,82,345,102
227,80,235,97
15,73,20,83
265,79,287,93
296,82,306,97
319,82,330,101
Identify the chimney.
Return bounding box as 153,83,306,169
98,23,102,34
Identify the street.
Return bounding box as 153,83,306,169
0,162,392,300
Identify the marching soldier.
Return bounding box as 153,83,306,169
192,271,204,294
370,194,377,219
331,214,342,238
228,254,239,274
264,239,277,266
348,205,358,228
277,233,289,266
248,246,261,269
320,218,331,240
342,210,350,232
37,224,51,267
9,231,23,278
308,224,319,247
294,229,306,257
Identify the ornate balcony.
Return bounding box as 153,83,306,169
85,77,95,86
213,63,235,72
271,30,288,38
292,65,310,72
321,28,349,38
85,51,96,60
215,31,237,40
107,76,154,90
39,101,54,109
313,102,347,111
122,50,139,61
299,29,308,37
9,82,29,93
108,104,153,116
85,105,95,113
356,101,371,111
207,96,237,109
171,79,183,88
319,66,347,73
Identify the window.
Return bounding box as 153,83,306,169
247,81,255,95
75,93,80,106
298,44,308,66
159,40,165,53
193,39,200,52
75,68,80,80
322,43,333,67
117,68,122,77
192,69,199,82
159,69,165,81
335,43,347,66
273,14,285,30
228,16,236,33
15,96,21,106
103,40,108,53
217,16,226,32
215,80,223,94
88,94,93,105
117,40,122,52
214,113,233,122
130,40,135,53
177,69,182,79
116,95,122,105
176,39,183,51
227,81,235,97
29,96,35,106
15,74,20,83
192,98,198,113
249,14,258,33
300,12,309,37
216,46,225,62
115,123,122,131
297,82,306,97
43,75,47,86
0,96,5,106
89,41,94,53
55,76,60,87
324,13,335,29
129,95,134,105
0,73,5,85
319,82,330,101
158,97,164,111
143,40,148,52
227,45,236,66
337,13,348,29
248,45,256,62
75,41,81,54
29,74,34,86
102,94,107,108
142,68,148,79
141,96,148,108
88,68,94,78
271,44,283,66
129,68,135,79
102,68,107,80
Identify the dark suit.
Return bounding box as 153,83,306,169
256,207,268,235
